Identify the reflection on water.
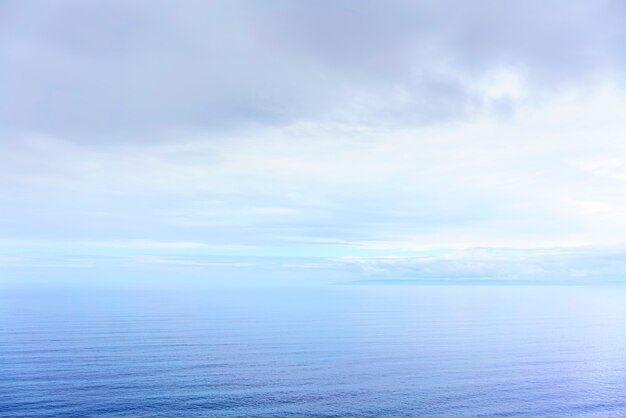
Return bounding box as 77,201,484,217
2,284,626,417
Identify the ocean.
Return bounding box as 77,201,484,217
2,284,626,417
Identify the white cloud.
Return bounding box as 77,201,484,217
4,83,626,252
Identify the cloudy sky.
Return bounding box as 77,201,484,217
4,0,626,284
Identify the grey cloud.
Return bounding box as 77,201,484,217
2,0,626,140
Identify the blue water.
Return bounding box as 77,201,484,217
2,284,626,417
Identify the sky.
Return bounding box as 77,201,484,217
4,0,626,284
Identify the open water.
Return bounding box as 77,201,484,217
2,284,626,417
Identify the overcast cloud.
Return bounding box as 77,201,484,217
3,1,626,283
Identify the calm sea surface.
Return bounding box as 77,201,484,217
2,284,626,417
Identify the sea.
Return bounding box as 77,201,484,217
2,283,626,417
